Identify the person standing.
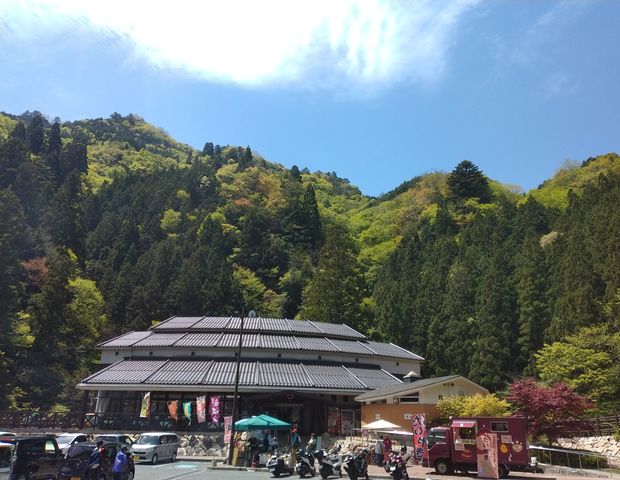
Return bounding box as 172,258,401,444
383,435,392,464
290,427,301,466
87,441,104,480
112,446,128,480
375,435,384,466
307,433,317,453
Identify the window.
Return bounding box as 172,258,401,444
427,431,447,448
438,394,444,400
491,421,509,432
399,393,420,404
191,351,195,356
115,351,119,356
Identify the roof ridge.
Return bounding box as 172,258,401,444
342,364,368,389
299,363,315,387
324,337,341,352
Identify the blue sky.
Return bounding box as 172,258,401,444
1,0,619,196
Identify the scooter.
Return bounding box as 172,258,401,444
385,451,409,480
295,449,316,478
342,450,369,480
317,447,342,479
267,450,293,478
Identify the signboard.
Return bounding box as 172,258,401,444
341,409,354,436
224,416,233,444
412,413,427,463
477,427,499,479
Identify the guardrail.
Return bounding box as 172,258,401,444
529,444,614,477
0,411,224,433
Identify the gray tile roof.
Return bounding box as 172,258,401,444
150,316,366,340
80,359,402,392
98,331,421,362
354,375,464,402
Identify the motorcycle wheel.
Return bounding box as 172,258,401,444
320,466,329,480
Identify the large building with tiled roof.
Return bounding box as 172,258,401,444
78,316,423,434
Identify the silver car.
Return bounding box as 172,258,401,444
130,432,178,464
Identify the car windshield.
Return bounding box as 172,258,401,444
427,431,447,448
96,436,117,443
66,445,93,459
135,436,159,445
56,436,75,444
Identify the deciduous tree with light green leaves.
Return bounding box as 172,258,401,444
437,394,511,422
535,325,620,412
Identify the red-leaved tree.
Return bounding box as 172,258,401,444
507,378,593,444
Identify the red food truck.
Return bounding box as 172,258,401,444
424,416,535,478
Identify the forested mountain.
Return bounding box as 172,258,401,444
1,111,619,412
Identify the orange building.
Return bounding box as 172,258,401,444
355,375,488,428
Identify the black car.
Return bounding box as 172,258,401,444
1,435,63,480
58,443,134,480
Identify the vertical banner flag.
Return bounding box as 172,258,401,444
477,428,499,479
412,414,427,464
196,396,206,424
167,400,179,420
183,401,192,424
140,392,151,418
224,416,233,444
209,396,221,423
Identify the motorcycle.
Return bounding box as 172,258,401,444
342,450,369,480
295,449,316,478
317,448,342,479
384,451,409,480
267,450,293,478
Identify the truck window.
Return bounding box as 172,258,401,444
427,431,446,448
490,421,508,432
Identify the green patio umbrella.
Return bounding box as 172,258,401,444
234,414,291,431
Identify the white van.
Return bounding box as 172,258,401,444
130,432,178,464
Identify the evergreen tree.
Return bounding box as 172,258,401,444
11,122,27,142
299,223,364,328
202,142,214,156
27,112,45,155
515,231,549,373
447,160,493,204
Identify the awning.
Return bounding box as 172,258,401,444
235,414,291,431
452,420,476,428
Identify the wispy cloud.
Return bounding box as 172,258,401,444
543,73,579,99
0,0,480,91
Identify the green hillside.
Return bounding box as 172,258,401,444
1,110,619,412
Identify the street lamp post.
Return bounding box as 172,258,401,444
227,309,255,465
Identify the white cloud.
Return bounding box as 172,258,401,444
0,0,480,91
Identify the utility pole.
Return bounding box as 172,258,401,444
227,309,255,465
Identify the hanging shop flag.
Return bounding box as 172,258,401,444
183,401,192,423
224,416,233,444
139,392,151,418
167,400,179,420
209,396,221,423
196,396,206,423
477,427,499,479
412,413,427,464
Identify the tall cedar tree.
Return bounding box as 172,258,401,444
447,160,493,204
27,112,45,155
300,223,364,328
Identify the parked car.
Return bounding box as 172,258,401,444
1,435,63,480
130,433,178,464
54,434,89,454
0,433,16,438
0,441,14,469
58,442,134,480
94,435,133,447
